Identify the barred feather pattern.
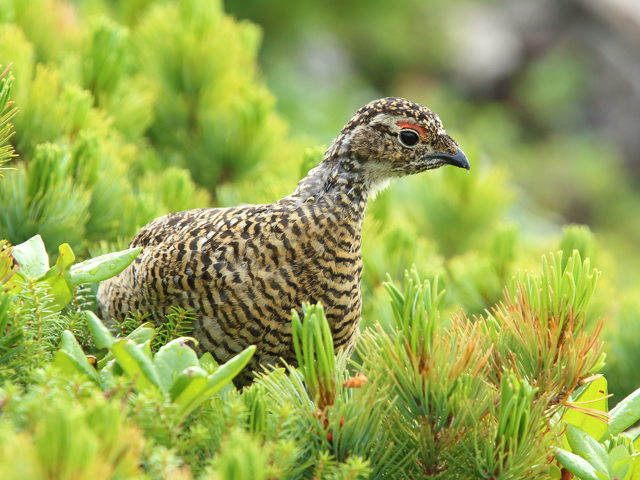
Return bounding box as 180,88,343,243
97,97,467,384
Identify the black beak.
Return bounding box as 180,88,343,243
425,148,470,170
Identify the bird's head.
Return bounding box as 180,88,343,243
328,97,469,192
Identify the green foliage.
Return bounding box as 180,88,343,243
378,145,513,259
359,147,519,328
81,19,129,104
58,311,255,421
1,235,638,478
560,224,597,270
354,257,626,478
516,47,588,129
483,252,603,412
487,373,542,478
150,306,196,352
225,0,452,139
257,321,398,478
384,268,444,348
0,0,639,477
447,223,519,314
0,142,90,249
111,306,196,354
0,0,297,254
0,235,140,382
554,380,640,480
292,303,339,409
8,234,140,311
507,250,600,335
564,376,609,442
358,280,493,477
0,377,145,479
603,295,640,403
608,387,640,437
136,0,291,191
0,65,17,175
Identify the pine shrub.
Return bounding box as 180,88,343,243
0,1,639,479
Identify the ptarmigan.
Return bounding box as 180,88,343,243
97,97,469,384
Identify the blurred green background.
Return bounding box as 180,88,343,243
1,0,639,402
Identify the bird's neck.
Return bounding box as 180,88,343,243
285,154,373,221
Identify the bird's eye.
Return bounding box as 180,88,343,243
398,129,420,147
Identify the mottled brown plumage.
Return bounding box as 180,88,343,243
97,97,469,384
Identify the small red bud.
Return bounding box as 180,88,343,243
343,374,368,388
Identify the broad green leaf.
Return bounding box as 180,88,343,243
54,330,100,385
199,351,218,373
67,247,142,285
86,311,115,349
41,243,75,278
565,376,609,441
41,277,72,312
0,246,18,291
609,387,640,436
98,358,117,388
554,447,601,480
154,337,199,392
608,445,632,480
173,370,209,418
566,425,608,475
175,345,255,419
39,243,76,310
126,324,155,345
11,235,50,279
629,437,640,480
111,339,162,393
171,366,208,403
201,345,255,397
97,323,155,370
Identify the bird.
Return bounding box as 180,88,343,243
97,97,470,384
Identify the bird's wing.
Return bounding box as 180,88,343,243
123,205,323,356
130,203,344,306
127,204,302,301
130,208,217,248
99,203,356,365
